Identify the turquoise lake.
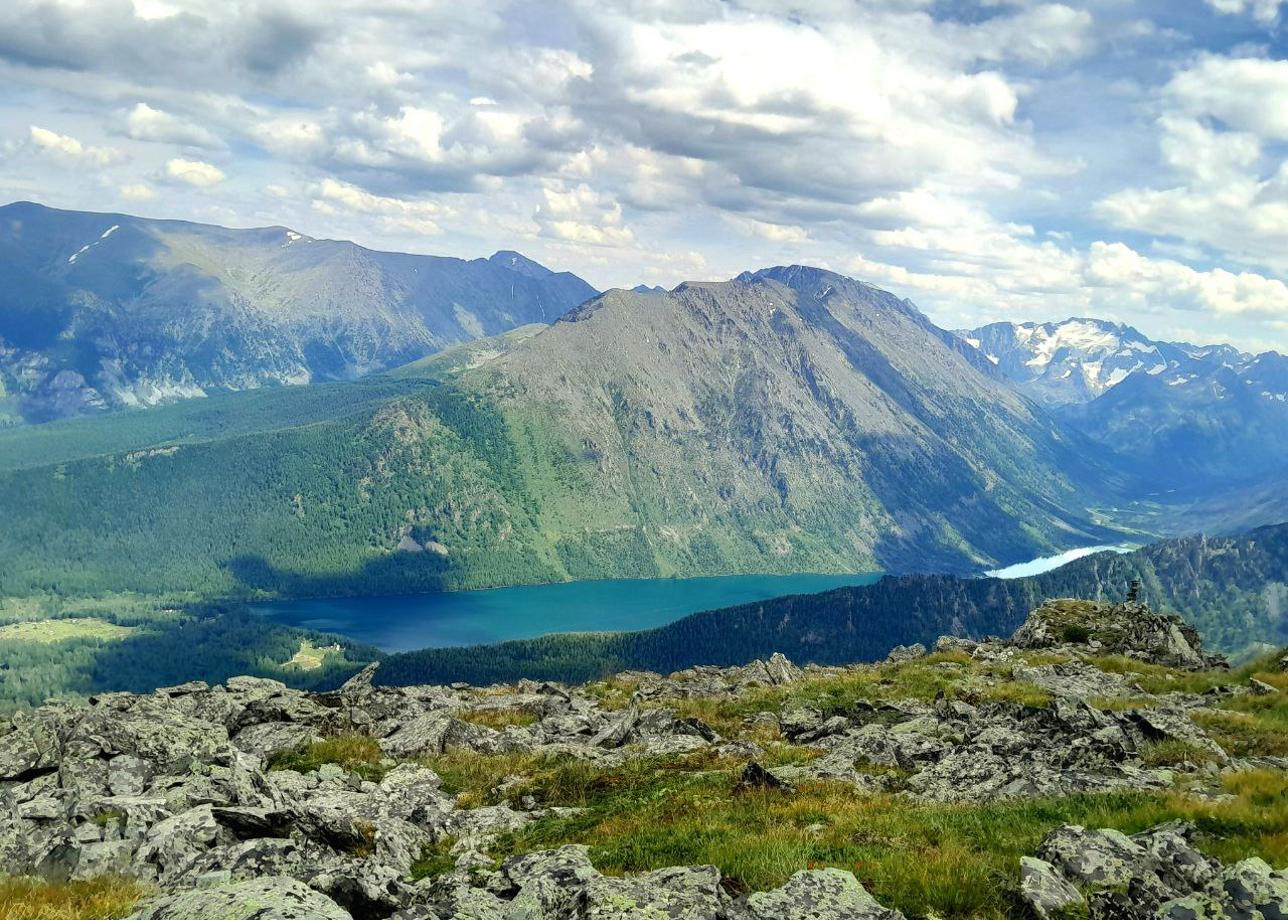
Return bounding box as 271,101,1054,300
249,572,883,652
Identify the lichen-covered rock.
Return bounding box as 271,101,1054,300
885,644,927,665
1024,822,1285,920
1038,824,1150,889
580,865,727,918
232,722,319,760
1011,598,1224,670
1020,856,1085,919
124,876,352,919
0,610,1269,920
1214,857,1288,915
746,868,905,919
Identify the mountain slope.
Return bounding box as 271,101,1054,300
0,201,596,423
377,522,1288,686
0,266,1121,599
1060,349,1288,489
470,267,1118,577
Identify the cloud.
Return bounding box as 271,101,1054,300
26,125,118,165
0,0,1286,350
535,181,634,245
310,177,445,235
123,102,222,148
1084,242,1288,318
1165,56,1288,141
164,158,226,187
119,182,156,201
723,214,809,243
1096,57,1288,276
1203,0,1284,23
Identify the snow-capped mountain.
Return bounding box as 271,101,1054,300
956,318,1288,489
954,318,1228,406
0,202,597,424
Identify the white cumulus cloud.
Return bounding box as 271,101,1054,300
27,126,119,166
124,103,222,149
1204,0,1285,23
164,158,226,187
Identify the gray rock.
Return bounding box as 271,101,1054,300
1037,824,1147,889
108,755,154,796
734,761,795,794
1011,599,1224,670
125,876,352,919
746,868,905,919
1023,821,1277,920
885,644,927,665
232,722,319,760
379,712,499,757
1020,856,1085,919
933,636,979,655
589,707,641,749
1195,857,1288,919
764,652,804,685
581,865,727,918
135,804,224,882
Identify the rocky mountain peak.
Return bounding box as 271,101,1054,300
953,317,1255,408
487,250,552,278
1011,597,1227,670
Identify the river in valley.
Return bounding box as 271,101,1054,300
984,543,1137,579
249,571,884,652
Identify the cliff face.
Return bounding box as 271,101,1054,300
4,601,1285,920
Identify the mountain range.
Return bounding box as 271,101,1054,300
956,318,1245,406
1,203,1287,605
957,317,1288,498
0,264,1122,600
0,201,596,423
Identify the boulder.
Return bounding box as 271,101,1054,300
232,722,319,760
1020,856,1085,919
1022,821,1281,920
746,868,905,920
885,644,927,664
734,761,795,795
124,876,352,919
580,865,727,918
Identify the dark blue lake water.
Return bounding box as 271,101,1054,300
250,572,883,652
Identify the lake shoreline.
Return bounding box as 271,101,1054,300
249,571,885,653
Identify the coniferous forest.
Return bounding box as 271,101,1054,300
375,524,1288,687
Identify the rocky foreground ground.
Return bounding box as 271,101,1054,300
2,598,1286,919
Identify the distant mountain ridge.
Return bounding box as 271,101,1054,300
472,265,1115,575
956,316,1288,498
0,266,1121,600
0,201,597,423
954,318,1250,407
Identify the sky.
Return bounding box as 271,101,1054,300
2,1,1288,352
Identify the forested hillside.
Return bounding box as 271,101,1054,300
0,595,379,710
0,268,1124,600
375,523,1288,686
